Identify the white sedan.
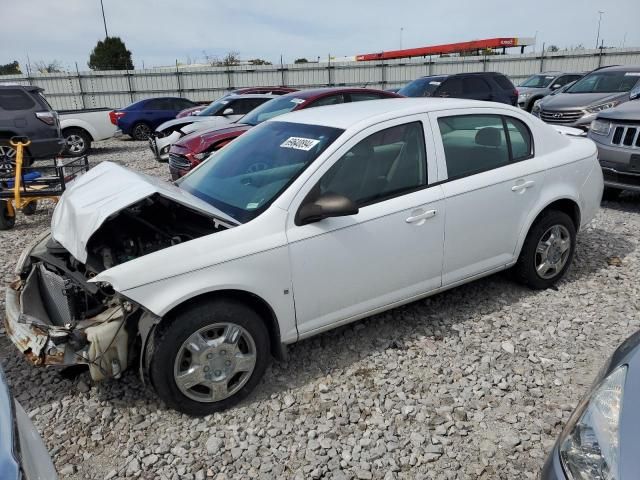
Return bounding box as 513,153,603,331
5,99,603,415
148,94,276,161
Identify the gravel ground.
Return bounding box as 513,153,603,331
1,137,640,479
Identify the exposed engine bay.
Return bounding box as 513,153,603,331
9,194,226,380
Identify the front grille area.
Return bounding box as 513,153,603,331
37,264,73,326
611,125,640,148
539,109,584,124
168,153,191,171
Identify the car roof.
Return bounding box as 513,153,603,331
0,84,43,92
279,87,395,100
596,65,640,72
272,97,511,130
221,94,278,100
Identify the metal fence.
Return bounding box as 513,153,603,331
2,47,640,111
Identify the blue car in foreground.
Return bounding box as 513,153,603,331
542,329,640,479
110,97,199,140
0,366,57,479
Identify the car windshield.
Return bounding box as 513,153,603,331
240,96,307,126
178,121,344,222
567,70,640,93
397,76,447,97
198,98,233,116
520,75,556,88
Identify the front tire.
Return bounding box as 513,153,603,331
514,210,576,289
131,122,152,141
149,298,270,416
63,128,91,156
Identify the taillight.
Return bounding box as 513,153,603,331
35,111,56,125
109,111,126,125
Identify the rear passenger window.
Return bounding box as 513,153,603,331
494,75,515,90
320,122,427,206
463,77,491,94
0,89,36,110
505,117,533,160
310,95,344,107
438,78,463,97
438,115,508,179
350,93,384,102
438,115,534,179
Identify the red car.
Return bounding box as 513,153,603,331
176,87,299,118
168,87,401,179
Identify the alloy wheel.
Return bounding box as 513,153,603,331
535,224,571,279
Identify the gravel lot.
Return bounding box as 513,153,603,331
1,138,640,479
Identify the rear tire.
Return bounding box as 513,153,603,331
149,298,270,416
131,122,152,141
513,210,576,289
63,128,91,157
602,187,622,201
0,201,16,230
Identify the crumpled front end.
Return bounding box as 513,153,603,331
4,233,131,381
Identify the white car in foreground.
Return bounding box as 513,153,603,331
149,94,276,161
5,99,603,415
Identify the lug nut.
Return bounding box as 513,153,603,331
225,360,232,366
215,370,222,376
207,353,213,359
204,366,210,372
220,350,226,356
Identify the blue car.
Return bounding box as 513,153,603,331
110,97,199,140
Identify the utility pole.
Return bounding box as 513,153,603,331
400,27,404,50
595,10,604,50
100,0,109,38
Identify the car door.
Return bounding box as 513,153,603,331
286,117,445,336
145,98,177,128
462,76,493,101
429,111,544,286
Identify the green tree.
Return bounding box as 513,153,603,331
0,61,21,75
294,58,309,64
547,45,559,52
88,37,134,70
248,58,272,65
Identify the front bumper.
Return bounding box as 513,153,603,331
149,132,181,162
594,141,640,192
4,238,128,379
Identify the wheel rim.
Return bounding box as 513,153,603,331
134,124,151,139
535,224,571,279
173,322,257,403
0,145,16,172
66,134,85,153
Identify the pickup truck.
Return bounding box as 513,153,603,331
59,108,120,156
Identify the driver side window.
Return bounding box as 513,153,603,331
319,122,427,207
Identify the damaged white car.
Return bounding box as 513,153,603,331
5,99,603,415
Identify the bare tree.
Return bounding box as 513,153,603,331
32,60,64,73
222,51,241,67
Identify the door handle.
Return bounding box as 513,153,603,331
511,180,535,192
406,209,437,224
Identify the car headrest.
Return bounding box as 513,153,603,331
475,127,502,147
349,140,373,158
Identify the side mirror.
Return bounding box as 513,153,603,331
222,108,235,116
551,83,562,90
630,84,640,101
297,192,358,225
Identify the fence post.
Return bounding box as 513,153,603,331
539,43,545,72
380,61,386,89
280,55,286,87
75,62,87,109
327,55,333,86
126,70,134,103
598,41,604,67
25,63,33,86
175,60,183,98
226,67,233,91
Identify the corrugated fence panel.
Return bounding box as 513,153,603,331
3,47,638,111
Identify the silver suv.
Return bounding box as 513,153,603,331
533,65,640,130
588,83,640,199
517,71,583,111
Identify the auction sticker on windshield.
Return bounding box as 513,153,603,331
280,137,320,151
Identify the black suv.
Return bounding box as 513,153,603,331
0,85,64,164
398,72,518,106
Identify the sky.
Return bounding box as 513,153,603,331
2,0,639,71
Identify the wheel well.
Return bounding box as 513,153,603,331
161,290,285,360
63,126,93,141
538,199,581,231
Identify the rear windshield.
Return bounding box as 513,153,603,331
397,76,447,97
240,96,306,126
567,70,640,93
0,89,36,110
493,75,515,90
520,75,556,88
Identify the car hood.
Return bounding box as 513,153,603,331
540,92,627,110
156,115,231,133
518,87,546,95
51,161,238,263
174,124,252,152
596,100,640,121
